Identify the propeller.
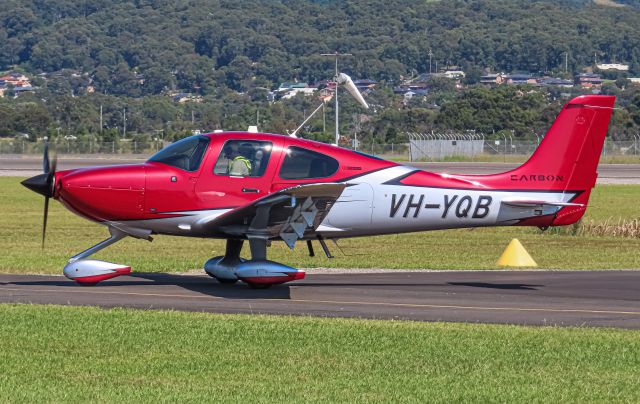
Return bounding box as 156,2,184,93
21,140,57,249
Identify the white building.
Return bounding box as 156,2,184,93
444,70,466,79
596,63,629,71
281,87,318,99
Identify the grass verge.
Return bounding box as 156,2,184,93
1,177,640,273
0,304,639,402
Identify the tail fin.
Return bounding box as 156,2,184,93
398,95,615,226
506,95,615,225
509,95,615,191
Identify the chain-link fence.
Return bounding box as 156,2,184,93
2,135,640,162
407,133,640,161
407,133,485,161
0,140,165,155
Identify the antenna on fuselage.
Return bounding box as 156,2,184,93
290,101,326,138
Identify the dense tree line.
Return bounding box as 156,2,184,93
4,80,639,145
3,0,640,95
2,0,640,143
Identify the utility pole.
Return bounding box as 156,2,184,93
565,52,568,73
322,103,326,136
321,52,352,146
99,105,103,134
428,49,433,74
123,108,126,138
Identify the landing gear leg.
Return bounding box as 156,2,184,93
63,227,134,285
246,237,271,289
204,239,244,284
233,236,304,289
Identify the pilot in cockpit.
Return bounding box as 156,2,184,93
226,143,253,176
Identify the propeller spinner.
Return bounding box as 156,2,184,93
21,141,57,248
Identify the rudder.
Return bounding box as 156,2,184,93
510,95,615,192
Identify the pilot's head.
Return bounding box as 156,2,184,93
239,143,253,158
224,143,239,159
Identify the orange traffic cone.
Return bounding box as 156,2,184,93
496,239,538,267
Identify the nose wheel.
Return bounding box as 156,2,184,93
63,228,139,285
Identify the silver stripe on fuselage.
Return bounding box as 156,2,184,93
320,166,577,237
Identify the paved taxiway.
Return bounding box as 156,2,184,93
1,271,639,328
1,155,639,183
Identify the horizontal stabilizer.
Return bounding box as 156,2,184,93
501,199,584,208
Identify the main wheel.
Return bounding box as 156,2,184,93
214,277,238,285
76,281,99,286
246,282,272,289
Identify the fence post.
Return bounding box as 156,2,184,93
509,132,514,154
470,134,475,162
502,133,507,162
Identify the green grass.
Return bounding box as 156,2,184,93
0,304,638,402
1,177,640,273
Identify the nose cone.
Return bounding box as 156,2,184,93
57,165,146,221
21,173,53,198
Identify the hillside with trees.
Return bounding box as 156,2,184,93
1,0,640,145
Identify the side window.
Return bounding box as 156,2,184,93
279,146,339,180
147,135,210,172
213,140,273,177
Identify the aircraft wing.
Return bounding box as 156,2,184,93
198,183,346,247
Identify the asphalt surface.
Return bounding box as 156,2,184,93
1,271,639,328
1,155,638,183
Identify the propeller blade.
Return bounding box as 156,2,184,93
43,140,50,174
48,152,57,182
45,147,57,197
42,197,49,249
42,140,55,249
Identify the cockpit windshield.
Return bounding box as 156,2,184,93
148,135,210,172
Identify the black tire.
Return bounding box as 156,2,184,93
216,277,238,284
77,282,98,286
247,282,272,289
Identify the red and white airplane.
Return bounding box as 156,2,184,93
22,95,614,288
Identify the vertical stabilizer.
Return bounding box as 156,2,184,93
510,95,615,192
